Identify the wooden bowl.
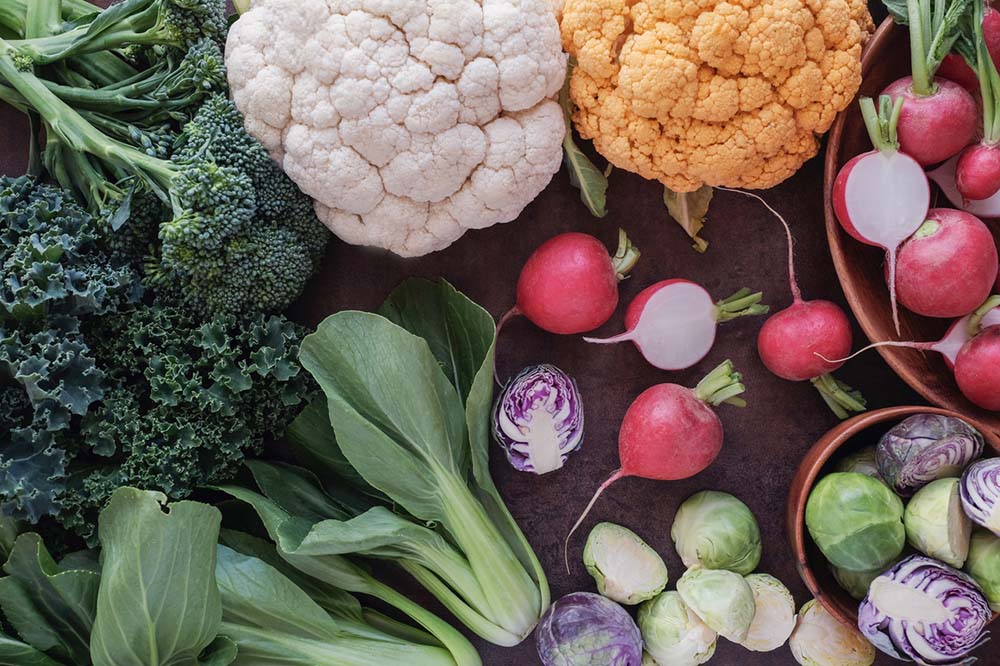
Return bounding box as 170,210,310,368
824,18,1000,435
787,405,1000,627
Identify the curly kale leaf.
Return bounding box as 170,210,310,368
0,175,140,321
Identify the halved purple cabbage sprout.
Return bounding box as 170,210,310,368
492,364,583,474
961,458,1000,537
858,555,991,666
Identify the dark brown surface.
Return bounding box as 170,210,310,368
3,2,999,665
826,19,1000,435
788,406,1000,629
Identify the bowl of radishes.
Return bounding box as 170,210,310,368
825,7,1000,435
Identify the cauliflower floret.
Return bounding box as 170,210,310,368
227,0,567,257
561,0,873,192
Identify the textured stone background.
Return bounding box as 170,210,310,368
4,2,995,665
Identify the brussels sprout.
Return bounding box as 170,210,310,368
493,364,584,474
584,522,669,605
536,592,642,666
789,599,875,666
641,653,656,666
835,446,882,480
805,472,905,572
858,556,991,665
739,574,796,652
676,566,756,643
965,529,1000,612
670,491,761,575
876,414,984,496
960,457,1000,535
637,591,716,666
903,477,971,568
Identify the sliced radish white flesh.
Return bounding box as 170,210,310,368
930,156,1000,218
585,282,717,371
845,151,930,334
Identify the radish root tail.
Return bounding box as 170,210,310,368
815,339,937,364
716,187,802,303
493,306,521,387
887,250,902,336
564,469,626,575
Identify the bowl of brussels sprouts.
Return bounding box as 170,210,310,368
788,406,1000,638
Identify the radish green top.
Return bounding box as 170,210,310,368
902,0,974,96
860,95,903,154
973,0,1000,144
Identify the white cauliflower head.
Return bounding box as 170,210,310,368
226,0,568,257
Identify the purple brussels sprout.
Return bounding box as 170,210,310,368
876,414,984,496
492,364,583,474
858,555,991,666
536,592,643,666
961,458,1000,536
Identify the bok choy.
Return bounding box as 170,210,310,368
283,279,550,645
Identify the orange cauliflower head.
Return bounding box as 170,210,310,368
561,0,873,192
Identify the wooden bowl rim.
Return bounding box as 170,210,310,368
787,405,1000,628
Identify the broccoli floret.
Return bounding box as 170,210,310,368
0,175,140,320
9,0,228,66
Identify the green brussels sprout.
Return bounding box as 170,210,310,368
740,574,796,652
965,530,1000,612
670,491,761,575
835,447,882,480
676,567,756,643
584,522,669,605
789,599,875,666
805,472,905,572
904,477,971,568
637,591,716,666
830,556,906,601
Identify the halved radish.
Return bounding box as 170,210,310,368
584,281,768,371
833,95,931,334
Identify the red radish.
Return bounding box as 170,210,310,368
563,361,745,570
938,5,1000,91
833,95,931,334
956,1,1000,201
718,188,866,419
820,298,1000,370
891,209,999,318
881,0,978,166
502,229,640,335
955,326,1000,410
583,282,768,370
929,155,1000,216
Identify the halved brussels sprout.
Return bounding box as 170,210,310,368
830,560,899,601
670,491,761,575
789,599,875,666
805,472,905,572
903,477,971,568
584,522,669,605
637,591,716,666
836,447,882,480
965,529,1000,612
739,574,796,652
676,566,755,643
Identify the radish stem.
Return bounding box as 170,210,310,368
810,374,867,420
860,95,904,153
968,295,1000,335
909,0,935,95
694,360,747,407
714,288,769,322
973,0,1000,144
611,228,641,279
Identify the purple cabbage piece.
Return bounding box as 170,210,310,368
962,458,1000,536
492,364,583,474
876,414,984,496
858,555,991,666
536,592,642,666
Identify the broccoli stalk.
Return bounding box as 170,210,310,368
5,0,228,65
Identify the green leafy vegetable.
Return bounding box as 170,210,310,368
561,59,609,218
89,488,222,666
663,186,714,252
288,279,549,646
